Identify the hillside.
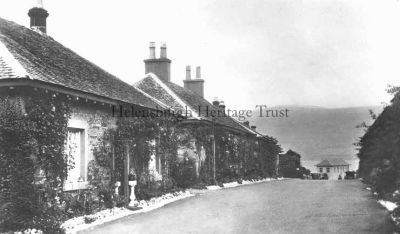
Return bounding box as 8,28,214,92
249,105,383,171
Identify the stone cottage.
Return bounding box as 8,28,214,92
0,5,169,193
0,3,280,197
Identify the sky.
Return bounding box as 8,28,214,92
0,0,399,109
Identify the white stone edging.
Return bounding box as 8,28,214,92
61,191,193,234
18,178,284,234
206,177,283,190
378,200,398,212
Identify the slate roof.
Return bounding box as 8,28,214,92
316,159,349,167
136,73,256,135
135,75,187,114
0,55,20,79
0,17,162,109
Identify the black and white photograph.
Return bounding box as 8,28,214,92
0,0,400,233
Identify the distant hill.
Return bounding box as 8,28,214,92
249,105,383,171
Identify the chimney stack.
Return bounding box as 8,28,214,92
251,126,256,130
144,42,171,82
183,65,205,97
219,101,226,110
243,121,250,127
212,97,220,106
28,0,49,34
186,66,191,80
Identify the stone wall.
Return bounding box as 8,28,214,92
64,102,116,190
69,103,116,162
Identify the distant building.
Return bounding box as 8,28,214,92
316,159,350,180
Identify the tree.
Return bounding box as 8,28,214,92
279,150,301,178
357,85,400,195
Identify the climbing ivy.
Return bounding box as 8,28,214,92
0,87,282,232
91,110,191,199
0,88,71,233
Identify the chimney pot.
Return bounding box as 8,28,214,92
196,66,201,79
186,66,191,80
251,125,256,130
149,42,156,59
160,42,167,58
243,121,250,126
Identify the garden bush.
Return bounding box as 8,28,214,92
171,156,197,188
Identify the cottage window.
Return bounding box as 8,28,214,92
326,168,330,173
65,128,86,185
319,167,323,173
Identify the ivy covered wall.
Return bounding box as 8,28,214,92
0,87,282,232
0,87,71,233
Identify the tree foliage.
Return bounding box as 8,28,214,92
279,149,302,178
357,86,400,195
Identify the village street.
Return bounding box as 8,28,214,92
83,180,396,234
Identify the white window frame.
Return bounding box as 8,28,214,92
64,119,89,191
